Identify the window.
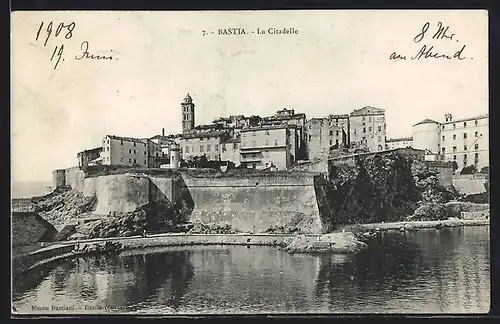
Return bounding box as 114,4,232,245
453,123,456,129
200,145,204,152
336,139,339,146
453,134,456,140
144,160,146,164
463,154,467,162
378,145,383,151
336,130,339,136
129,149,132,154
474,153,479,163
134,150,136,154
453,155,456,160
378,126,382,132
215,144,219,151
330,140,332,145
134,142,136,147
354,129,357,135
185,146,189,153
134,159,136,164
463,133,467,139
329,131,333,136
442,125,445,130
107,157,109,161
368,116,372,122
475,131,479,137
463,160,467,166
275,139,278,146
144,151,147,156
363,127,366,133
120,157,123,162
475,120,478,126
129,158,132,163
121,140,123,145
233,143,238,150
222,144,226,152
464,122,467,127
442,135,445,141
442,147,446,153
308,135,312,141
453,146,457,153
107,147,109,151
265,131,270,135
464,145,467,151
475,144,479,150
207,144,211,151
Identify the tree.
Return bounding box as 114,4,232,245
460,164,477,175
248,115,262,126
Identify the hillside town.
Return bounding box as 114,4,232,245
76,93,489,174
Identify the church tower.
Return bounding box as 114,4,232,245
181,93,195,133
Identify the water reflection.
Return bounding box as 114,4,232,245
13,227,490,314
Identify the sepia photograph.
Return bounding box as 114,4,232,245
11,10,489,315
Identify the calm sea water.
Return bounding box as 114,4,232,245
12,226,490,314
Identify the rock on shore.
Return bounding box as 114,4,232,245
283,232,367,254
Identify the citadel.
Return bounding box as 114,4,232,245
75,93,489,174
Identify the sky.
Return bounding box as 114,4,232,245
11,10,488,182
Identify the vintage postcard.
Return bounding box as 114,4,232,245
11,10,489,315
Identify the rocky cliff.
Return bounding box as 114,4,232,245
323,152,459,227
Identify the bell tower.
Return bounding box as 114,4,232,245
181,93,195,133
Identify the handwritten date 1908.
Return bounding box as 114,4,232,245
35,21,76,47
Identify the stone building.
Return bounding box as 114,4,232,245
304,115,348,161
150,130,178,163
239,124,295,170
220,137,241,167
77,147,103,168
385,137,413,150
179,130,230,162
349,106,387,152
99,135,162,168
261,108,307,160
413,113,489,171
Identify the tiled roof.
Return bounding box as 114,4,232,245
240,124,289,132
413,118,439,126
180,130,228,139
442,114,488,124
386,137,412,142
351,106,385,116
106,135,147,144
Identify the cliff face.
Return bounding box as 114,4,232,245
324,152,458,226
31,185,97,227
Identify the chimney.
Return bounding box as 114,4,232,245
162,128,165,136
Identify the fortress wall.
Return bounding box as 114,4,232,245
181,173,326,234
